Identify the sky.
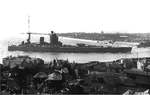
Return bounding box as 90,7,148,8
0,0,150,40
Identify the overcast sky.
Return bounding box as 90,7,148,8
0,0,150,40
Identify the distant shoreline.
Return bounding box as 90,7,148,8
58,32,150,42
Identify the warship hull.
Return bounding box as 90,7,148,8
8,46,132,53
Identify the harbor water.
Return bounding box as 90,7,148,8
0,34,150,63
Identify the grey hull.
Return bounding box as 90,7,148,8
8,46,132,53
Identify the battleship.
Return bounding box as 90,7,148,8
8,31,132,53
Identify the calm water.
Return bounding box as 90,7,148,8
0,34,150,63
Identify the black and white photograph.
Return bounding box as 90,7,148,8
0,0,150,94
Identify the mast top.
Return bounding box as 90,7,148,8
28,15,30,33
